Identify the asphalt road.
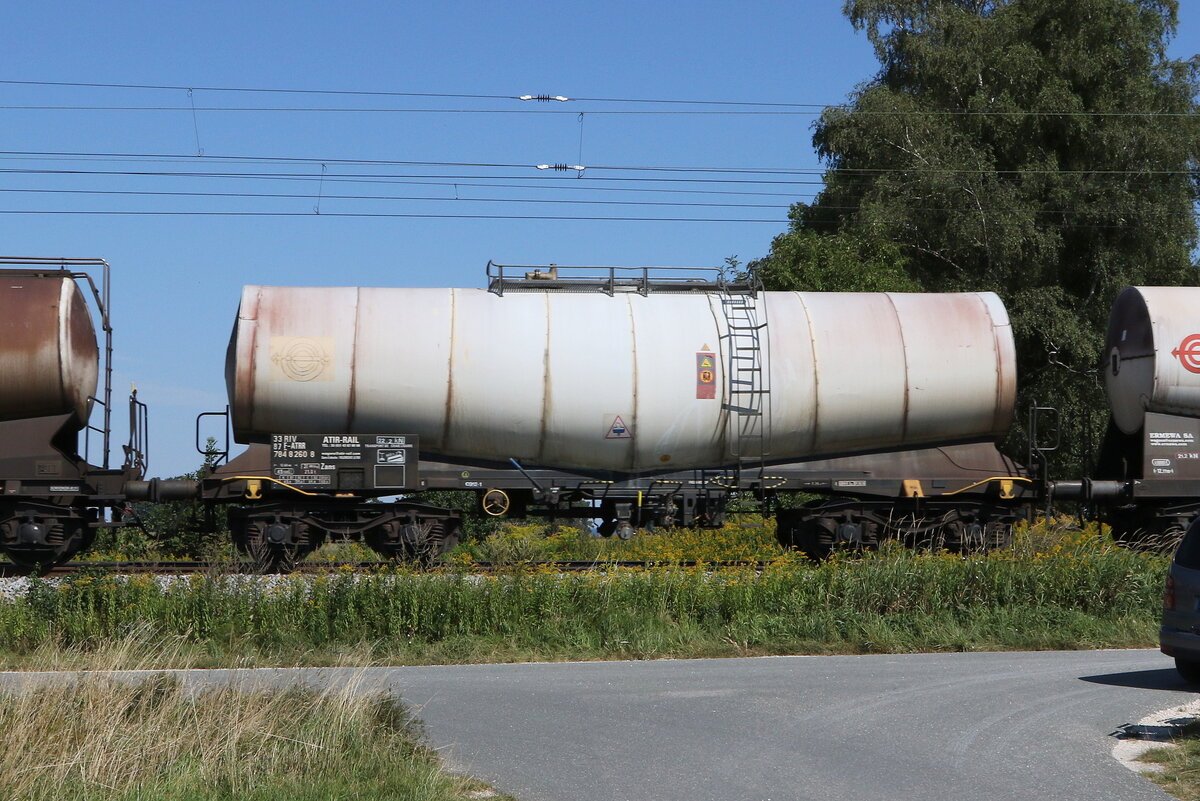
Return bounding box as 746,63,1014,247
0,650,1193,801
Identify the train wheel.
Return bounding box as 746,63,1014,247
777,515,835,560
232,518,318,574
0,514,89,574
365,518,460,565
984,520,1014,549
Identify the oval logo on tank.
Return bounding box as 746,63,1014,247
269,337,334,382
1172,334,1200,374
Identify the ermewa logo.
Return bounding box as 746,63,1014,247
1172,334,1200,374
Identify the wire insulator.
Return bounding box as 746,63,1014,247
519,94,570,102
535,164,586,172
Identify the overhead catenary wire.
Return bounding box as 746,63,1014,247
0,209,787,223
0,209,1172,231
0,187,794,210
0,162,816,196
0,188,1186,219
0,79,1191,116
0,149,1195,177
0,166,836,186
10,104,1194,117
1,184,1193,217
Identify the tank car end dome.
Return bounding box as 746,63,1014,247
1105,286,1200,435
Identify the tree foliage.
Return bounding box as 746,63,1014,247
750,210,920,292
764,0,1200,473
126,439,227,558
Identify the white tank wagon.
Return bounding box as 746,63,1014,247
1094,286,1200,545
1105,286,1200,433
225,286,1016,473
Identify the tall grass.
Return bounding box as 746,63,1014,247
0,639,500,800
0,521,1168,668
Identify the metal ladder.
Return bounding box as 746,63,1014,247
719,286,771,483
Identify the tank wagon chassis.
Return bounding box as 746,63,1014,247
128,421,1038,567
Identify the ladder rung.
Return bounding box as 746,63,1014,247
731,389,770,395
722,404,762,415
731,379,756,386
735,367,762,372
729,323,767,331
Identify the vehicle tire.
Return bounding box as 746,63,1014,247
1176,657,1200,684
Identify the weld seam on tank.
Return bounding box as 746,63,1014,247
346,287,360,431
537,293,552,464
244,287,262,435
796,292,821,454
441,288,457,450
55,279,68,414
983,294,1006,435
759,291,773,456
703,293,727,458
626,292,639,474
884,293,911,441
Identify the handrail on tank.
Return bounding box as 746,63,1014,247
486,260,757,297
0,257,114,469
196,408,231,467
126,386,149,476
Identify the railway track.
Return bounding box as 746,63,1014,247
0,559,775,578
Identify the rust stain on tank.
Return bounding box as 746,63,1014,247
229,288,262,437
0,276,97,426
64,279,99,422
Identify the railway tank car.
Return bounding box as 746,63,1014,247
155,264,1035,565
225,283,1015,472
1095,286,1200,542
0,258,146,570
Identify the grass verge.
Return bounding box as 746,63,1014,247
1138,736,1200,800
0,522,1169,669
0,668,503,801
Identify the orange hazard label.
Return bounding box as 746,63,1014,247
696,352,716,399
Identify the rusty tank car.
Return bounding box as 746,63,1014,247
0,258,145,569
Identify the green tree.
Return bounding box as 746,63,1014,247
776,0,1200,473
127,439,228,558
750,210,920,292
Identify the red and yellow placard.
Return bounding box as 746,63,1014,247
696,351,716,399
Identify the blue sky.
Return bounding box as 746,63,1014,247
2,1,1198,477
